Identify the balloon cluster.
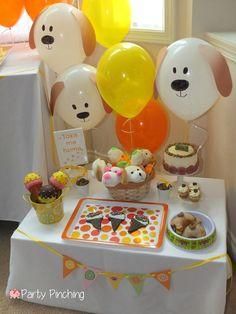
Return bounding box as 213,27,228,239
25,2,232,153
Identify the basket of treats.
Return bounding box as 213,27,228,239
92,147,156,201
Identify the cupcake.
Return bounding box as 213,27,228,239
189,188,201,202
177,183,189,198
38,185,61,204
188,182,200,191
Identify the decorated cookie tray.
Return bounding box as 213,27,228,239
62,198,168,249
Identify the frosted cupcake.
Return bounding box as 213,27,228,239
189,188,201,202
177,183,189,198
188,182,200,191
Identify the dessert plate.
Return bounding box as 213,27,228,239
62,198,168,249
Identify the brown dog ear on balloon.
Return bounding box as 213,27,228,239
49,81,65,115
153,47,167,98
71,8,96,57
199,44,232,97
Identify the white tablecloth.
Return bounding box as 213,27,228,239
0,43,54,221
6,174,227,314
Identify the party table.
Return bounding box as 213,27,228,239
0,43,54,221
6,174,227,314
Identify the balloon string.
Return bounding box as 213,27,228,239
190,122,208,153
129,119,134,150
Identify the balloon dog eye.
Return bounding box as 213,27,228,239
49,26,53,32
173,67,177,73
42,25,46,31
183,67,188,74
72,104,77,110
84,103,89,108
131,171,134,174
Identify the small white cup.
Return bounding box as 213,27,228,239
157,183,172,202
74,178,89,197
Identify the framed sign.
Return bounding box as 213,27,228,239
54,128,88,166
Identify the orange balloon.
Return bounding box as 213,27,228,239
116,99,169,153
25,0,73,20
0,0,24,27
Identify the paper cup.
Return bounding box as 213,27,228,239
157,183,172,202
74,178,90,197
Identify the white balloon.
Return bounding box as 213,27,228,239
50,64,109,130
156,38,232,121
29,3,96,74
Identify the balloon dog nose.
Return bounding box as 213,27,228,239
171,80,189,92
77,112,90,120
41,35,54,45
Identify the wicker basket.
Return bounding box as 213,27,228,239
107,171,154,201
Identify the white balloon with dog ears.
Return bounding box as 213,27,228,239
50,64,112,131
156,38,233,121
29,3,96,74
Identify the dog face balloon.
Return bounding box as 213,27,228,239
29,3,96,74
156,38,232,121
50,64,111,130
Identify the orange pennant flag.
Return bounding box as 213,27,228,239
63,255,80,278
107,274,123,289
151,269,171,290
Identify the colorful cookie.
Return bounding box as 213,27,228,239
86,211,103,230
128,215,149,234
108,211,125,232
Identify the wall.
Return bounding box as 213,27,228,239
192,0,236,38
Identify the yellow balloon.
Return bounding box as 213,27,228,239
82,0,131,48
97,43,156,119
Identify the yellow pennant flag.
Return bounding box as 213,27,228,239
107,274,124,289
151,269,171,290
63,255,80,278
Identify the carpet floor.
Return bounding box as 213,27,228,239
0,221,235,314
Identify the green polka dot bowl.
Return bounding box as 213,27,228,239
166,211,216,250
23,192,65,224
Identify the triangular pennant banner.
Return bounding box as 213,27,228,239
107,274,123,289
83,268,99,289
128,275,145,295
63,255,80,278
152,269,171,290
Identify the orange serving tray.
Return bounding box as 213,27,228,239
62,198,168,249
